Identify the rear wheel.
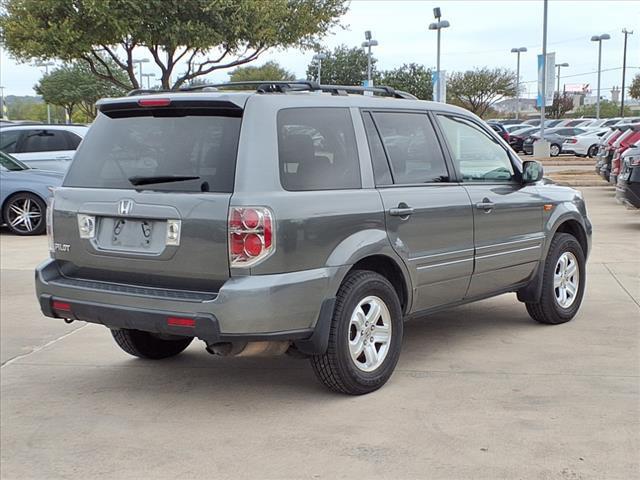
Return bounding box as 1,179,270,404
111,329,193,359
310,270,403,395
3,192,46,235
587,145,598,158
526,233,586,325
550,143,561,157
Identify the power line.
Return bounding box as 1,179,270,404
519,66,640,84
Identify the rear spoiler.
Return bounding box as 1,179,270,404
98,99,243,118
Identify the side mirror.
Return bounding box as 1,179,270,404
522,160,543,183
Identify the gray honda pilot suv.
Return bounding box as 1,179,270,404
36,81,592,395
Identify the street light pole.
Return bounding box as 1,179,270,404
540,0,548,142
620,28,633,117
555,62,569,93
142,73,156,89
312,53,327,84
591,34,610,120
133,58,150,88
429,8,450,103
35,61,55,123
511,47,527,119
361,31,378,86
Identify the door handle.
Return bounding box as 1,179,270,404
389,204,414,217
475,199,495,212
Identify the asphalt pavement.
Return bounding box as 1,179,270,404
1,187,638,480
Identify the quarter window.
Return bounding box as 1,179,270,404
0,130,22,154
362,112,392,186
437,115,515,182
372,112,448,184
278,108,361,191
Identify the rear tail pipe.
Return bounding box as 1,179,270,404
206,341,290,357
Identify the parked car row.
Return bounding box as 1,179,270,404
489,117,640,157
589,123,640,209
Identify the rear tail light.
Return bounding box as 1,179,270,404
565,138,577,144
228,207,274,267
630,157,640,166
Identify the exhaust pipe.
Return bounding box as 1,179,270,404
206,341,290,357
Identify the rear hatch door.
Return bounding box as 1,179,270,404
53,97,244,292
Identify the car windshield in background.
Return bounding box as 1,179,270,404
63,110,241,193
0,152,29,171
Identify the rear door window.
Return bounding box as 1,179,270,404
371,111,449,184
19,129,70,152
64,109,241,192
278,108,360,191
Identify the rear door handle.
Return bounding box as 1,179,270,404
475,200,495,212
389,205,414,217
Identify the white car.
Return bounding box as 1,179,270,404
562,128,610,157
0,124,89,172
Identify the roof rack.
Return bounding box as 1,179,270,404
126,80,417,99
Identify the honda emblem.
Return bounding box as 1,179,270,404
118,199,134,216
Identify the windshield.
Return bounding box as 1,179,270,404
63,109,241,192
0,152,29,171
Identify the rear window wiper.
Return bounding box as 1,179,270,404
128,175,200,186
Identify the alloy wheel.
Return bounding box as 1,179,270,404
348,295,392,372
554,252,580,308
6,195,43,234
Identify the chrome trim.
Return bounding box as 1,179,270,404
417,257,473,270
410,248,474,263
475,236,545,251
475,244,541,260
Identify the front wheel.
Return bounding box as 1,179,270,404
111,329,193,359
526,233,586,325
310,271,403,395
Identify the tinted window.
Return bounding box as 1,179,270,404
0,130,23,153
65,132,82,149
278,108,360,191
372,112,448,183
20,129,69,152
437,115,515,182
64,110,241,192
362,112,392,185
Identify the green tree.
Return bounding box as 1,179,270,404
378,63,432,100
571,100,632,119
547,93,574,119
447,67,517,117
629,73,640,100
1,0,348,91
306,45,373,85
35,62,128,121
229,61,295,82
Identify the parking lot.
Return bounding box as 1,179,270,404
1,187,638,480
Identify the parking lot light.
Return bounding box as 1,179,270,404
312,53,327,84
133,58,151,88
555,62,569,94
35,61,55,123
591,34,611,120
361,31,378,86
511,47,527,119
429,7,450,103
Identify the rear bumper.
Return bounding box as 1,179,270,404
36,259,343,350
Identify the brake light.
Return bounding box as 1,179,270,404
228,207,274,267
138,98,171,107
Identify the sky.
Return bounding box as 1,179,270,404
1,0,638,100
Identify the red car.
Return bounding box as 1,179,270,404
610,128,640,185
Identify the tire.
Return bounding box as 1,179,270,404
587,145,598,158
111,329,193,359
3,192,46,235
526,233,586,325
550,143,561,157
310,270,403,395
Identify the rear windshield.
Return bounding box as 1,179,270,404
64,109,241,192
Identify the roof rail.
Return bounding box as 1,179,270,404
125,80,416,99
